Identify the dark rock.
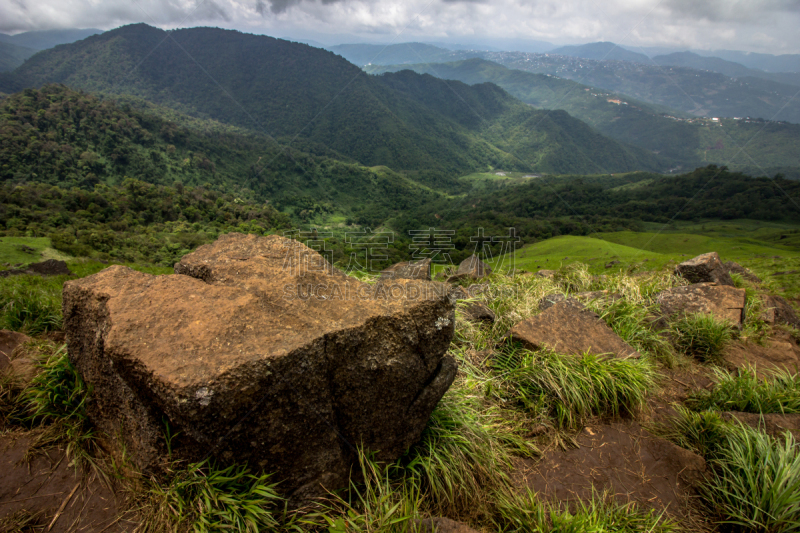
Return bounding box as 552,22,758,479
64,233,456,499
535,269,557,278
27,259,72,276
0,259,72,278
605,260,621,268
451,286,495,324
379,258,431,281
656,283,745,326
724,261,761,283
508,301,641,359
675,252,734,286
761,294,800,329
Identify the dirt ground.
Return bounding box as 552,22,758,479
513,420,710,528
0,433,135,532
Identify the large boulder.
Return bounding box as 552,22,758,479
656,283,745,326
675,252,734,286
508,301,641,359
63,233,456,499
379,258,431,281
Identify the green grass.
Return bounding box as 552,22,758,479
0,236,71,266
688,367,800,414
0,260,172,334
400,375,538,521
494,490,678,533
492,345,656,429
138,459,288,533
587,298,676,366
672,313,734,363
512,235,669,275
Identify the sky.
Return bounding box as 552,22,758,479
1,0,799,54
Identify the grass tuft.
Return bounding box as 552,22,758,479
688,366,800,414
665,407,800,532
0,274,65,334
492,345,656,429
587,298,676,366
137,459,287,533
401,380,537,521
672,312,733,362
494,489,678,533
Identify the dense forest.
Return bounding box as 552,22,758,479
0,24,665,176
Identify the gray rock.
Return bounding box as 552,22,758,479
675,252,734,286
64,233,456,500
508,301,641,359
656,282,746,326
379,258,431,281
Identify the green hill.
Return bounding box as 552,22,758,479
0,84,447,226
0,24,667,177
652,52,800,87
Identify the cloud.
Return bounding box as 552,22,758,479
0,0,799,54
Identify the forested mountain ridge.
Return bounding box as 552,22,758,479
367,59,800,173
0,24,665,175
0,84,454,226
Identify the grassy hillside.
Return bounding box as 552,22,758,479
0,24,665,176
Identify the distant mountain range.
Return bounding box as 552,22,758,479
0,29,103,50
0,28,104,72
0,24,664,177
366,58,800,173
332,42,800,123
549,42,651,63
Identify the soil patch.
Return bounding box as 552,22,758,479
722,412,800,440
0,432,134,532
0,330,30,373
513,421,706,520
723,335,800,375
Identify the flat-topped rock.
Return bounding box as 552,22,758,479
657,283,745,326
64,233,456,499
508,301,641,359
675,252,734,286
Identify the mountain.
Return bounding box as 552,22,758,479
549,42,650,63
0,24,664,176
0,29,103,50
366,58,800,173
485,51,800,123
0,42,37,72
367,59,701,167
652,52,800,87
329,42,479,66
693,50,800,74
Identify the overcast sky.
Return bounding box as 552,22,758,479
2,0,799,54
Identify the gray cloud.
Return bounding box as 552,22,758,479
0,0,798,54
